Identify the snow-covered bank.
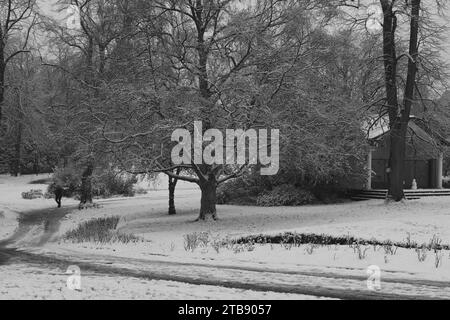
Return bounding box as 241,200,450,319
41,195,450,289
54,195,450,253
2,174,450,299
0,263,324,300
44,235,450,285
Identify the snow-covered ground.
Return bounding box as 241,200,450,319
1,174,450,299
0,263,324,300
0,208,17,240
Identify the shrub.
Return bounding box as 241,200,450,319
43,192,54,199
183,232,210,251
93,171,138,198
48,168,138,199
216,165,352,205
22,189,44,199
48,167,80,197
216,176,266,205
311,184,349,204
133,187,148,195
256,184,315,206
63,216,142,244
29,178,52,185
234,232,450,251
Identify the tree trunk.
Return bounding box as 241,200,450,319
79,163,94,205
168,168,181,215
197,177,217,221
13,122,22,177
168,175,177,215
385,0,420,201
0,50,5,124
34,152,39,175
0,63,4,125
12,88,23,177
98,44,106,75
85,37,94,85
388,123,407,200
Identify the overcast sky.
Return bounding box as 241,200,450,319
36,0,450,64
37,0,60,18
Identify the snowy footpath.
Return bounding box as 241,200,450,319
1,174,450,299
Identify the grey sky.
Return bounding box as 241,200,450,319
37,0,62,20
36,0,450,64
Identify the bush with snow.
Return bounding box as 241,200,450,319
256,184,316,206
64,216,142,244
21,189,44,199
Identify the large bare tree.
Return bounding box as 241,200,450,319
100,0,333,220
337,0,447,200
0,0,36,125
378,0,448,200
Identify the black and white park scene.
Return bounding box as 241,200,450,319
1,0,450,300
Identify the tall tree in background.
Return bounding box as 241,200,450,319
334,1,447,200
0,0,36,125
44,0,129,206
379,0,441,200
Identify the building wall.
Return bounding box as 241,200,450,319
370,133,439,189
372,133,439,161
